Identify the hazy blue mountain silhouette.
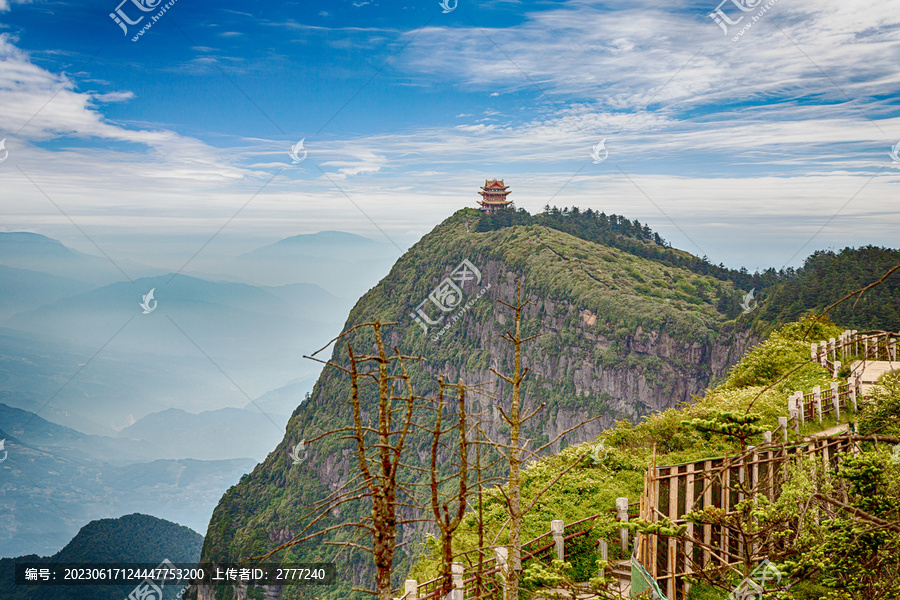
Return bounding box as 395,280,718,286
0,264,91,319
0,420,254,557
231,230,400,294
0,232,163,286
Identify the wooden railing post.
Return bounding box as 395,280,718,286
616,497,630,555
551,519,565,561
405,579,418,600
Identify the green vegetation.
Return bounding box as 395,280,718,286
199,208,753,600
0,513,202,600
406,317,850,585
751,245,900,332
478,206,900,333
197,206,897,600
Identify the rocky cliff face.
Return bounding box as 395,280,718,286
191,209,758,600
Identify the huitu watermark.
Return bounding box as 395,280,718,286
410,259,490,342
590,139,608,164
890,140,900,163
110,0,181,42
0,439,7,464
0,138,8,164
289,138,307,164
140,288,157,314
124,558,176,600
740,288,758,314
439,0,457,13
727,559,784,599
708,0,779,41
289,440,308,465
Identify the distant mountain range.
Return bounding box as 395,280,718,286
0,410,254,557
0,513,202,600
0,232,360,437
228,230,401,295
0,229,384,560
0,231,165,287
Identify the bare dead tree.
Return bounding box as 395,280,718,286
249,321,428,600
482,279,601,600
429,377,469,598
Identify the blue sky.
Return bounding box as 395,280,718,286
1,0,899,276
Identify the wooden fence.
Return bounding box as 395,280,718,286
635,330,900,599
637,434,856,600
409,503,639,600
812,329,898,375
405,330,898,600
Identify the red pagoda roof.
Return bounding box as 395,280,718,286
480,179,510,192
477,179,512,211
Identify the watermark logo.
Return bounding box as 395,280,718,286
289,440,308,465
740,288,758,314
892,442,900,464
0,439,7,464
140,288,157,314
890,140,900,163
110,0,180,42
125,558,174,600
0,138,8,164
439,0,457,13
411,259,490,342
590,139,608,164
289,138,307,164
727,559,783,600
710,0,779,41
588,440,608,464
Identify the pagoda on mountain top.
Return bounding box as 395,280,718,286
477,179,512,213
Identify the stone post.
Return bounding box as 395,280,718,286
597,539,609,578
831,382,840,421
794,391,805,426
891,338,897,362
778,416,789,440
852,330,858,355
820,341,828,366
404,579,417,600
450,563,463,600
813,386,822,424
811,342,818,362
833,360,841,378
763,431,772,443
829,338,836,362
616,497,629,554
493,547,508,599
848,376,857,413
494,547,508,575
551,520,565,561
